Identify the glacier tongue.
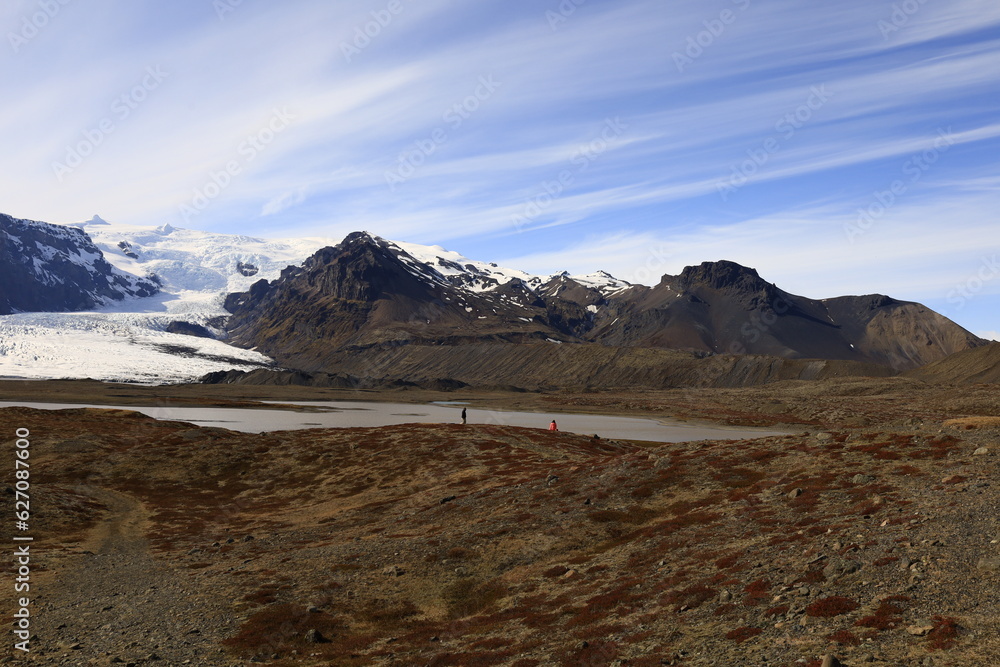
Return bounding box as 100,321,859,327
0,312,272,384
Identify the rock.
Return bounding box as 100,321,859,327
440,496,457,504
788,488,803,499
973,447,990,456
851,474,876,484
976,557,1000,572
383,565,404,577
307,605,321,613
906,623,934,636
242,535,255,542
816,432,833,441
546,474,559,486
305,628,329,643
719,590,732,602
820,656,842,667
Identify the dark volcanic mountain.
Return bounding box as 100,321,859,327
587,261,983,370
0,214,159,314
223,233,984,381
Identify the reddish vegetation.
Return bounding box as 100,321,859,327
826,630,862,646
664,584,717,611
725,627,763,643
873,556,900,567
805,596,860,618
928,616,960,650
743,579,771,607
4,381,995,666
765,604,790,618
855,597,908,632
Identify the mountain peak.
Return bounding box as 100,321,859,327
677,260,767,291
342,230,382,245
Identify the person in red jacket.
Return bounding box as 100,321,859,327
548,420,558,431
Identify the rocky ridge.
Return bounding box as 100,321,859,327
223,235,984,380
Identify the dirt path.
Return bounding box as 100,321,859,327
26,487,243,666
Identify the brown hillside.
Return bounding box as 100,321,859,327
4,394,999,666
311,343,896,390
905,342,1000,384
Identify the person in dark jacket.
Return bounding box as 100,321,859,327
461,407,467,425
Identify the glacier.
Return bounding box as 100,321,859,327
0,215,631,384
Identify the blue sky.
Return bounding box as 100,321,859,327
2,0,999,338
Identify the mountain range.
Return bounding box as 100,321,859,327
0,214,991,387
223,231,984,380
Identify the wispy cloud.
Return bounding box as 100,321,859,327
1,0,997,334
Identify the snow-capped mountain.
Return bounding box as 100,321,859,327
0,216,631,382
225,237,987,379
390,239,631,295
71,216,628,310
0,214,340,382
0,213,986,385
70,215,335,313
0,214,159,315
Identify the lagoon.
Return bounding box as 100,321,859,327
0,400,787,443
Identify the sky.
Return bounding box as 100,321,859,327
2,0,999,339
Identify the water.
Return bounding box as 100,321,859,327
0,400,787,443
